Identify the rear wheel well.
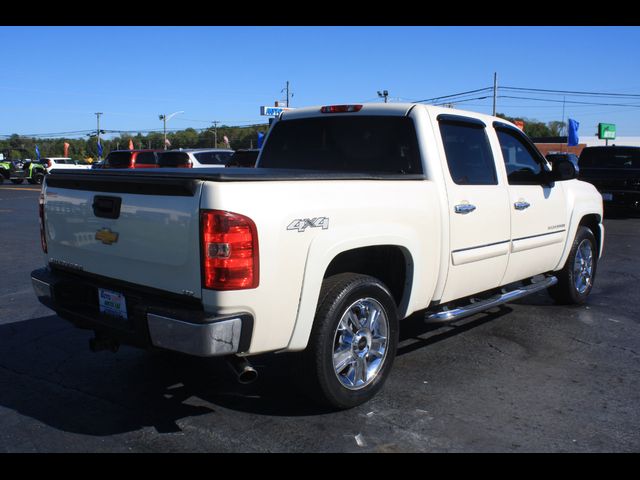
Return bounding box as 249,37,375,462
324,245,412,310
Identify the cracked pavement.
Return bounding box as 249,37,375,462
1,184,639,452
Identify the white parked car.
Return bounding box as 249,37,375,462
157,148,235,168
41,157,92,174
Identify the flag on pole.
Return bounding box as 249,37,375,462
164,138,172,148
568,118,579,147
257,131,265,148
64,142,70,157
97,139,103,157
128,138,134,150
223,135,230,148
35,145,40,161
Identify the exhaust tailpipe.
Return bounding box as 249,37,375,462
226,355,258,384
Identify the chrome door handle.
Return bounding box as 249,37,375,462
454,204,477,214
514,201,531,210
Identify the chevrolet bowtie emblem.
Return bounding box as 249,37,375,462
95,228,119,245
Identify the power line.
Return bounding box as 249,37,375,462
501,86,640,99
414,87,493,104
498,95,640,108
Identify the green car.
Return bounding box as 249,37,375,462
0,148,46,185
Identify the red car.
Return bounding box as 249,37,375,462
102,150,163,169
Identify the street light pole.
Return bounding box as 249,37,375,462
95,112,103,160
158,111,184,150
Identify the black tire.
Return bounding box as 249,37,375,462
11,179,24,184
548,226,598,305
31,172,45,185
301,273,399,409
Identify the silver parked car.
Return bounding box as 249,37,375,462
157,148,235,169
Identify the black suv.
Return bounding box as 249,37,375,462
578,146,640,212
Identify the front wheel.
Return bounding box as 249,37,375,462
548,226,598,304
301,273,399,409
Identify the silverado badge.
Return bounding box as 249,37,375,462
95,228,119,245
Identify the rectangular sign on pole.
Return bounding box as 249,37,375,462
598,123,616,140
260,106,292,116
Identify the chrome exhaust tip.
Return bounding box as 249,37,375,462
226,355,258,384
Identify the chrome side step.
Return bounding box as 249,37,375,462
426,275,558,323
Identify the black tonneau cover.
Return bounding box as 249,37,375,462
45,167,426,195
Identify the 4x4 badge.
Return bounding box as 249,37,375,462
95,228,119,245
287,217,330,232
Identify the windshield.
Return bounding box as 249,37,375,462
193,151,234,165
105,152,133,168
157,151,190,167
579,148,640,169
259,116,422,173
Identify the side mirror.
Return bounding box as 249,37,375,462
551,158,579,181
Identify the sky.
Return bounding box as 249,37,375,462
1,26,639,140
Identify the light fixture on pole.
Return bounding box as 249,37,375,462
158,111,184,150
377,90,389,103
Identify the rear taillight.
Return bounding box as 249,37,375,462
46,160,52,168
39,192,47,253
320,104,363,113
201,210,259,290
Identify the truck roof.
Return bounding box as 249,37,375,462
279,102,517,130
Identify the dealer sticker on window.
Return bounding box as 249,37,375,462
98,288,128,320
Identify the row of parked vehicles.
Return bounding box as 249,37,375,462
3,143,638,215
92,148,260,170
0,147,260,185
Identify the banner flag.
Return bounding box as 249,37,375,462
568,118,579,147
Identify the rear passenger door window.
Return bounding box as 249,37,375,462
439,121,497,185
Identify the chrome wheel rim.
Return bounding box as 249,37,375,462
332,297,389,390
573,239,594,294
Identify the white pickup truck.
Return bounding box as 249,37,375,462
32,103,604,409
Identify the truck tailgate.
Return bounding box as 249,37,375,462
42,174,204,298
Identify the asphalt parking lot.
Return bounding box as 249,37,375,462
1,183,639,452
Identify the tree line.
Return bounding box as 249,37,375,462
496,113,566,138
0,124,270,161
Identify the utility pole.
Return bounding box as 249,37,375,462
212,121,219,148
492,72,497,116
95,112,103,160
285,81,290,107
561,96,566,152
281,81,292,107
